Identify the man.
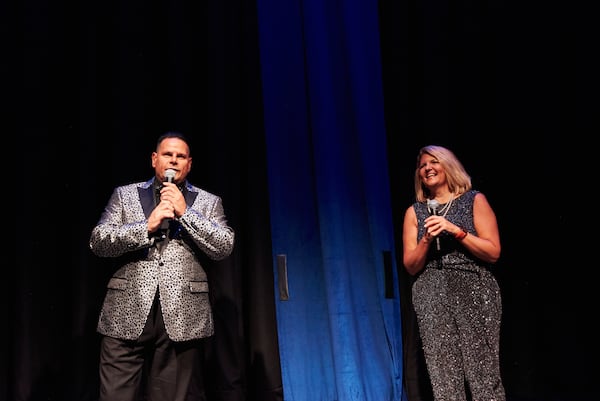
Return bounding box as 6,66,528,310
89,131,235,401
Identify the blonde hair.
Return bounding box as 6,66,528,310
414,145,472,202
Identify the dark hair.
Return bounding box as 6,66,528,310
156,132,191,153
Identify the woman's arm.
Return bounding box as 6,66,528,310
459,192,501,263
402,205,434,276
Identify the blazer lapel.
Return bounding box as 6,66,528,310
138,185,155,219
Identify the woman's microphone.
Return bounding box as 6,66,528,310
427,199,441,251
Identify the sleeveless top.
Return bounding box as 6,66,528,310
413,189,491,272
411,189,505,401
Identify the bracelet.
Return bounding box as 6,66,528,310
454,227,468,240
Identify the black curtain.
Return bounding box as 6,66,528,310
12,0,595,400
15,0,281,400
380,0,591,400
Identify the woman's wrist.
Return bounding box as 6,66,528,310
454,226,468,240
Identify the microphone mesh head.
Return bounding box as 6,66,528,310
427,199,440,211
165,169,176,182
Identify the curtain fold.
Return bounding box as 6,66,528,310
258,0,406,399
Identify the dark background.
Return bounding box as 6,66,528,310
11,0,593,400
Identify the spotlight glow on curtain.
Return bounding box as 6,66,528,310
257,0,407,400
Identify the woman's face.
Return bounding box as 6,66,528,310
418,153,446,189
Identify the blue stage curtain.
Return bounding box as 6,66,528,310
257,1,407,400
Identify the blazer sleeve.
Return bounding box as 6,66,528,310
89,186,154,257
178,193,235,261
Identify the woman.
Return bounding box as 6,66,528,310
402,145,505,401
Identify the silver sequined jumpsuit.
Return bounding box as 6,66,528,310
412,190,505,401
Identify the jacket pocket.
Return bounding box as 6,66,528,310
189,281,209,293
107,277,128,290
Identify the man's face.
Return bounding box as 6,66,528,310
151,138,192,183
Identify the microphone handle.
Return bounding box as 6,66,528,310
159,176,173,230
433,209,441,251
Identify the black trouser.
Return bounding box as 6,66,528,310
99,293,203,401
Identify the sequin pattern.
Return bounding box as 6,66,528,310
89,179,235,342
412,190,505,401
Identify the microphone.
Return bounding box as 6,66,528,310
165,168,176,183
427,199,441,251
160,169,177,230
